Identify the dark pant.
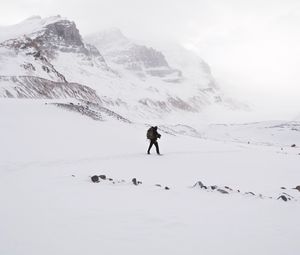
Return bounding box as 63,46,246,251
147,139,160,154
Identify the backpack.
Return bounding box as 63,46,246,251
147,127,155,139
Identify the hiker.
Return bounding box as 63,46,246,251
147,126,161,154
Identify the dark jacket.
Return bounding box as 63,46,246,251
148,126,161,140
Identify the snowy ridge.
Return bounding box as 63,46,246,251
52,100,132,123
0,15,63,43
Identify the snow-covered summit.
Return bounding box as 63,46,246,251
0,15,110,83
0,15,65,43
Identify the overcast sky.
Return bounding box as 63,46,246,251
1,0,300,119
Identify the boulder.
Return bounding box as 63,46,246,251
91,175,99,183
277,195,288,202
99,175,106,180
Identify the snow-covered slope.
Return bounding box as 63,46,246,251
199,121,300,147
0,99,299,255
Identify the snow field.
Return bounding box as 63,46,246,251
0,99,300,255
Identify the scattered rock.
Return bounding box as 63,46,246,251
224,186,233,191
165,186,170,190
99,175,106,180
291,144,296,148
280,187,286,189
108,178,113,181
210,185,217,190
217,189,229,194
277,195,288,202
155,184,162,187
71,175,75,177
91,175,99,183
245,192,255,196
132,178,138,185
192,181,205,188
138,181,142,185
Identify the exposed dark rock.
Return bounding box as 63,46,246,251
293,185,300,192
108,178,113,181
224,186,233,191
155,184,162,187
291,144,296,148
280,187,286,189
99,175,106,180
165,186,170,190
132,178,138,185
277,195,288,202
91,175,99,183
245,192,255,196
192,181,205,188
210,185,217,190
217,189,229,194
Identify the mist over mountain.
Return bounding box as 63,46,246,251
0,15,246,122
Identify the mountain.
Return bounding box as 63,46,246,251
85,28,182,81
0,15,237,122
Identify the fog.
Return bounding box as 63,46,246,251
1,0,299,120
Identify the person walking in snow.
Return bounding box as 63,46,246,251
147,126,161,155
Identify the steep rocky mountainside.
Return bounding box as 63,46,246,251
0,15,235,121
